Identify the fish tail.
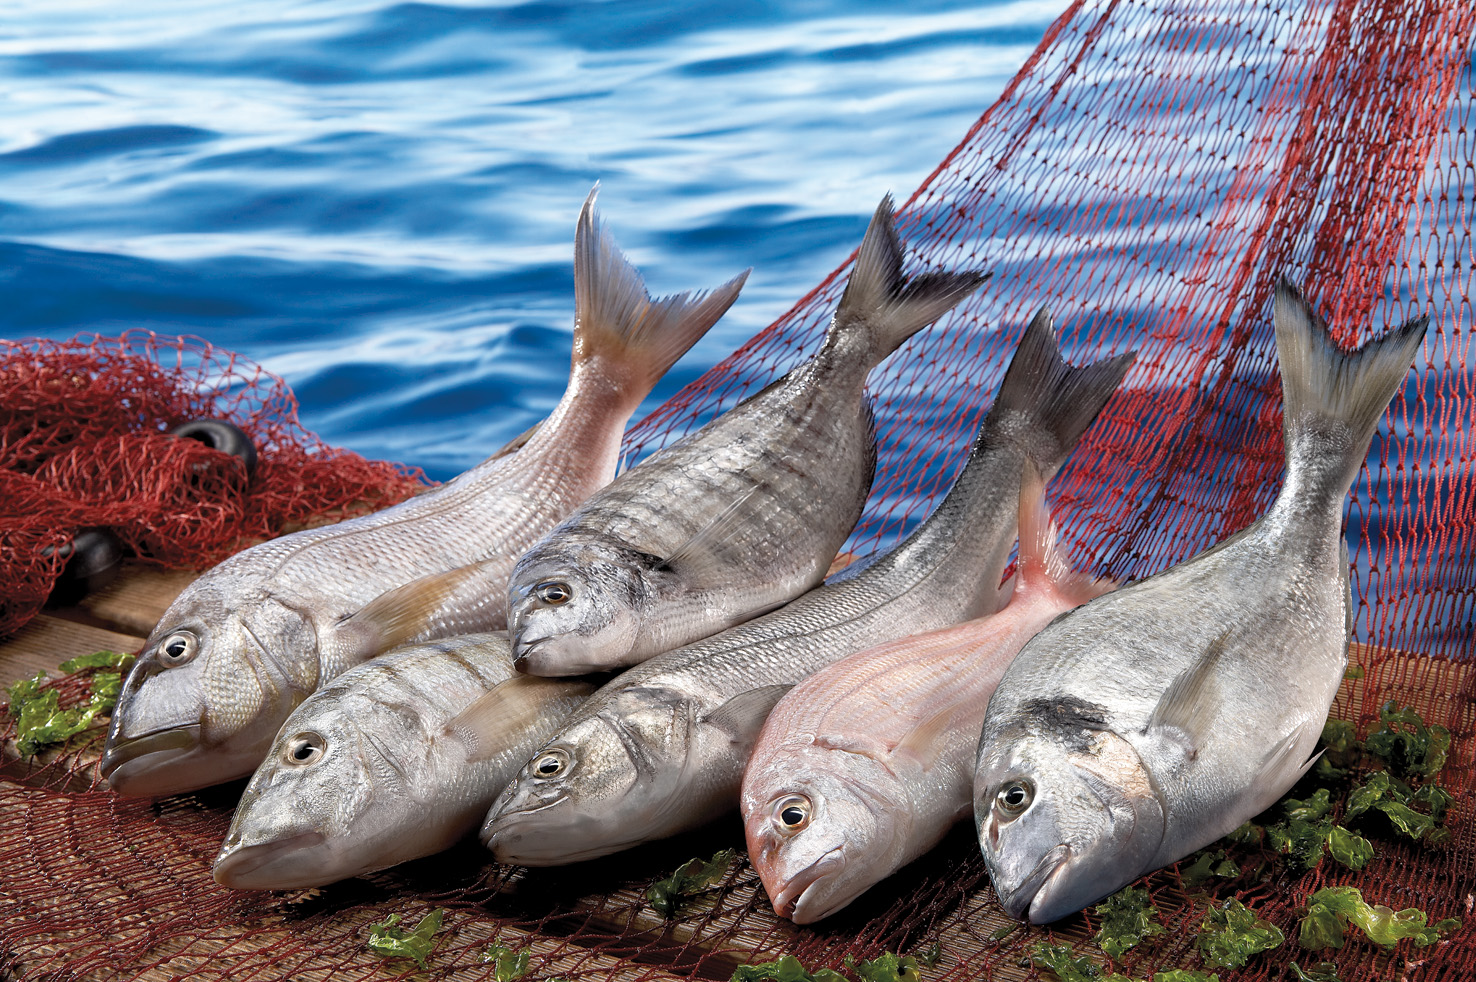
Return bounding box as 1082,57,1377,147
1274,276,1429,502
830,194,989,365
986,306,1136,480
1015,460,1115,605
572,187,749,397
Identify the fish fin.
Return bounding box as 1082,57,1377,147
1145,632,1229,758
830,195,989,365
1256,724,1322,793
1015,460,1116,605
335,563,498,656
893,704,964,772
984,306,1137,481
1273,277,1428,502
659,484,767,574
491,418,543,460
573,187,749,396
702,685,794,741
446,675,597,762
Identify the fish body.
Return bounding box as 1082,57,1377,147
212,633,593,890
975,280,1430,924
481,307,1135,864
507,196,989,676
742,469,1112,923
103,191,747,796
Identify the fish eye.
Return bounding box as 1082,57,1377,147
996,779,1035,816
284,732,326,766
535,581,573,605
532,748,570,777
157,631,198,667
772,794,812,834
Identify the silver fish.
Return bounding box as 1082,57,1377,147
480,308,1135,864
975,279,1429,924
213,633,593,890
506,195,988,676
742,467,1112,924
102,191,746,796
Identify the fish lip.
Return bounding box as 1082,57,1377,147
772,846,845,923
999,843,1071,921
483,795,647,864
213,830,328,890
511,635,550,671
100,723,202,780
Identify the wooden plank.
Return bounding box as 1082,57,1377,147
72,563,197,638
0,613,146,683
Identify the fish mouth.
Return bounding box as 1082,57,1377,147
213,831,328,890
482,796,647,865
101,723,202,791
772,847,846,924
999,844,1071,922
511,635,550,673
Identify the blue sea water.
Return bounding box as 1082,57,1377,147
2,0,1068,481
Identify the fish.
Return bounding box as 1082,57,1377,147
506,195,989,676
741,465,1113,924
102,190,747,796
212,633,594,890
480,307,1135,864
974,278,1429,924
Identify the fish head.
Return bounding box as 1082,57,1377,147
507,540,654,675
742,743,907,924
212,689,402,890
102,583,319,796
482,685,694,863
975,718,1165,924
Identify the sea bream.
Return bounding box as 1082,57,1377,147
214,633,593,890
480,308,1135,864
506,195,988,676
102,191,747,796
742,466,1113,924
975,279,1429,924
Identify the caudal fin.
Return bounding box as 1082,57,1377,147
573,188,749,395
1274,277,1429,500
830,195,989,366
986,306,1136,480
1015,461,1115,606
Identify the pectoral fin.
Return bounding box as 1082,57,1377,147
893,704,964,772
446,676,597,762
659,485,766,577
1145,632,1228,759
701,684,794,741
334,562,497,658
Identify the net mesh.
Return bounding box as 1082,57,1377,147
3,0,1475,979
0,330,430,638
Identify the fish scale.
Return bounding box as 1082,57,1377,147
101,190,747,797
214,633,593,891
480,306,1136,865
506,195,980,676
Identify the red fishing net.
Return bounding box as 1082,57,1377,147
0,330,430,637
3,0,1475,980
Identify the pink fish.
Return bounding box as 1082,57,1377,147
741,466,1112,923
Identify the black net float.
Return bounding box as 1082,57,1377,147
169,419,259,480
44,528,125,606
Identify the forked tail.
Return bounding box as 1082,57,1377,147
1274,277,1429,506
985,306,1137,480
828,194,990,368
1015,461,1115,606
572,187,749,397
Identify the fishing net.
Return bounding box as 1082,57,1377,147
3,0,1475,979
0,331,430,638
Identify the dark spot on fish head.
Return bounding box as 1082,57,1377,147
1018,695,1110,751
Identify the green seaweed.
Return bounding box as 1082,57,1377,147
1287,963,1343,982
648,848,735,917
1028,943,1108,982
1362,702,1451,780
1093,886,1165,960
481,944,531,981
5,651,137,757
1179,849,1240,887
1150,972,1219,982
1299,886,1460,950
1195,899,1284,970
367,909,444,970
730,955,848,982
848,952,921,982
